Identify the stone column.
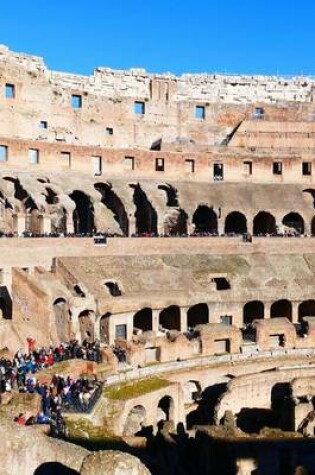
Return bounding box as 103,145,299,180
43,215,52,234
180,307,188,333
291,301,299,324
128,217,136,236
152,309,160,333
217,217,225,236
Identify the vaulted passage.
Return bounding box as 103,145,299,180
298,300,315,323
164,208,188,235
253,211,277,235
158,184,179,207
224,212,247,234
78,310,95,342
100,313,110,344
193,206,217,234
157,396,174,423
131,184,157,235
69,191,95,234
243,300,264,325
282,212,304,235
123,405,147,436
53,298,69,342
94,183,129,236
0,287,12,320
159,305,181,331
133,308,153,332
187,303,209,328
270,300,292,321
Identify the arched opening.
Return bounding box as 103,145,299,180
270,300,292,321
193,206,217,234
159,305,181,331
0,287,12,320
69,190,95,234
123,405,147,436
44,187,58,205
133,308,153,332
243,301,264,325
94,183,129,236
311,216,315,235
164,208,188,235
224,212,247,235
282,212,304,235
187,303,209,328
157,395,174,423
298,300,315,323
53,298,69,342
253,211,277,235
100,313,111,344
158,184,179,207
130,184,157,235
78,310,95,342
104,281,122,297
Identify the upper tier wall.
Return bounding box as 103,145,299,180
1,45,315,150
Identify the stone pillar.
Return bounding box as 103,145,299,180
291,301,299,324
128,217,136,236
264,302,271,319
187,221,195,236
304,219,311,235
180,307,188,333
217,217,225,236
152,309,160,333
67,216,74,234
157,218,165,236
43,215,51,234
247,216,254,235
17,214,25,236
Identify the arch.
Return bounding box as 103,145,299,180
164,208,188,235
133,308,153,332
69,190,95,234
130,184,157,235
123,405,147,436
187,303,209,328
78,310,95,342
159,305,181,331
53,298,69,342
94,182,129,236
104,281,122,297
282,212,304,235
193,205,217,234
253,211,277,235
243,301,264,325
157,395,174,423
100,313,111,344
224,211,247,235
158,184,179,207
298,300,315,323
270,300,292,321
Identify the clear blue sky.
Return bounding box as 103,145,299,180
2,0,315,76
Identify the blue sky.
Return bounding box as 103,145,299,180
2,1,315,76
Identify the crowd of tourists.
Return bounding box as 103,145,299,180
0,338,106,438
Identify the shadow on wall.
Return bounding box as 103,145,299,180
34,462,79,475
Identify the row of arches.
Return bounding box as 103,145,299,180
192,208,306,235
0,175,312,236
243,299,315,325
133,303,209,333
123,396,175,435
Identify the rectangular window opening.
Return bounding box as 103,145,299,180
5,83,15,99
93,156,102,176
39,120,48,129
155,157,165,172
243,161,252,175
0,145,8,162
213,163,224,181
220,315,233,326
124,156,135,171
71,94,82,109
195,105,205,120
273,161,282,175
303,161,312,176
106,127,114,135
29,148,39,165
134,101,145,115
185,159,195,173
